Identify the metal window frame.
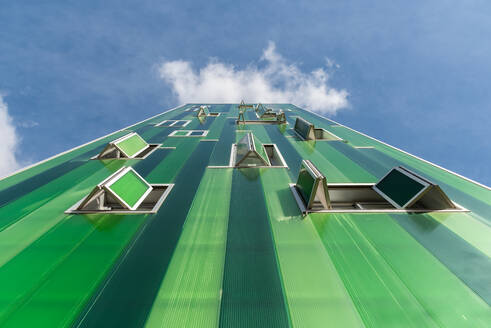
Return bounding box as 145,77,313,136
372,166,431,209
104,167,153,211
112,132,149,158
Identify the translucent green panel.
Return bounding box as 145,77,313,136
261,170,364,327
236,133,252,160
108,170,150,208
253,135,269,165
115,134,148,157
145,169,233,328
174,131,189,136
375,168,426,207
313,213,491,327
296,164,316,205
294,117,313,140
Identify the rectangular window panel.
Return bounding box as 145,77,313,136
374,168,428,208
115,134,148,158
106,168,152,209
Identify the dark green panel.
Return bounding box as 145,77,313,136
375,169,426,207
210,119,235,166
219,169,289,328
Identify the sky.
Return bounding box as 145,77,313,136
1,0,490,186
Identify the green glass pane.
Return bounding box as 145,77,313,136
174,131,189,136
294,117,313,140
116,134,148,157
375,168,426,207
108,170,150,208
296,164,315,205
252,135,269,165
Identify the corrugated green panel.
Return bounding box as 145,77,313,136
429,212,491,258
391,213,491,305
75,142,216,328
108,169,150,208
219,169,289,328
145,168,233,327
260,169,364,327
313,213,439,327
312,213,491,327
0,214,147,327
0,161,124,266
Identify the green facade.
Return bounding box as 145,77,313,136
0,104,489,327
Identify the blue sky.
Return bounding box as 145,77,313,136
1,0,490,185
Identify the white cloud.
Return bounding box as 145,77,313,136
0,95,21,177
159,42,349,115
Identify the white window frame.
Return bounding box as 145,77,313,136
103,167,153,210
156,119,191,127
168,130,209,137
112,132,149,158
372,167,431,209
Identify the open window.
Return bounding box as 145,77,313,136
373,166,457,210
197,105,220,117
290,162,465,214
294,160,331,211
294,117,341,141
230,132,287,168
95,133,160,160
156,120,191,127
237,103,286,125
168,130,209,137
238,100,255,110
66,167,174,214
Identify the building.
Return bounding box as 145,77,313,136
0,103,489,327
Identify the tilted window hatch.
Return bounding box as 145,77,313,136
290,161,467,214
230,132,287,168
293,117,342,141
156,119,191,127
66,167,174,214
168,130,209,137
196,105,220,117
237,103,286,125
94,133,160,160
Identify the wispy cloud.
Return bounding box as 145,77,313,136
159,42,349,115
0,95,21,177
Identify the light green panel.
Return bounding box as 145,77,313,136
145,168,233,328
429,211,491,258
108,169,150,208
312,213,491,327
260,169,364,328
0,214,146,327
116,134,148,158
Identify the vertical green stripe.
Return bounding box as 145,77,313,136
312,213,440,327
219,169,290,327
145,168,233,327
260,169,364,327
